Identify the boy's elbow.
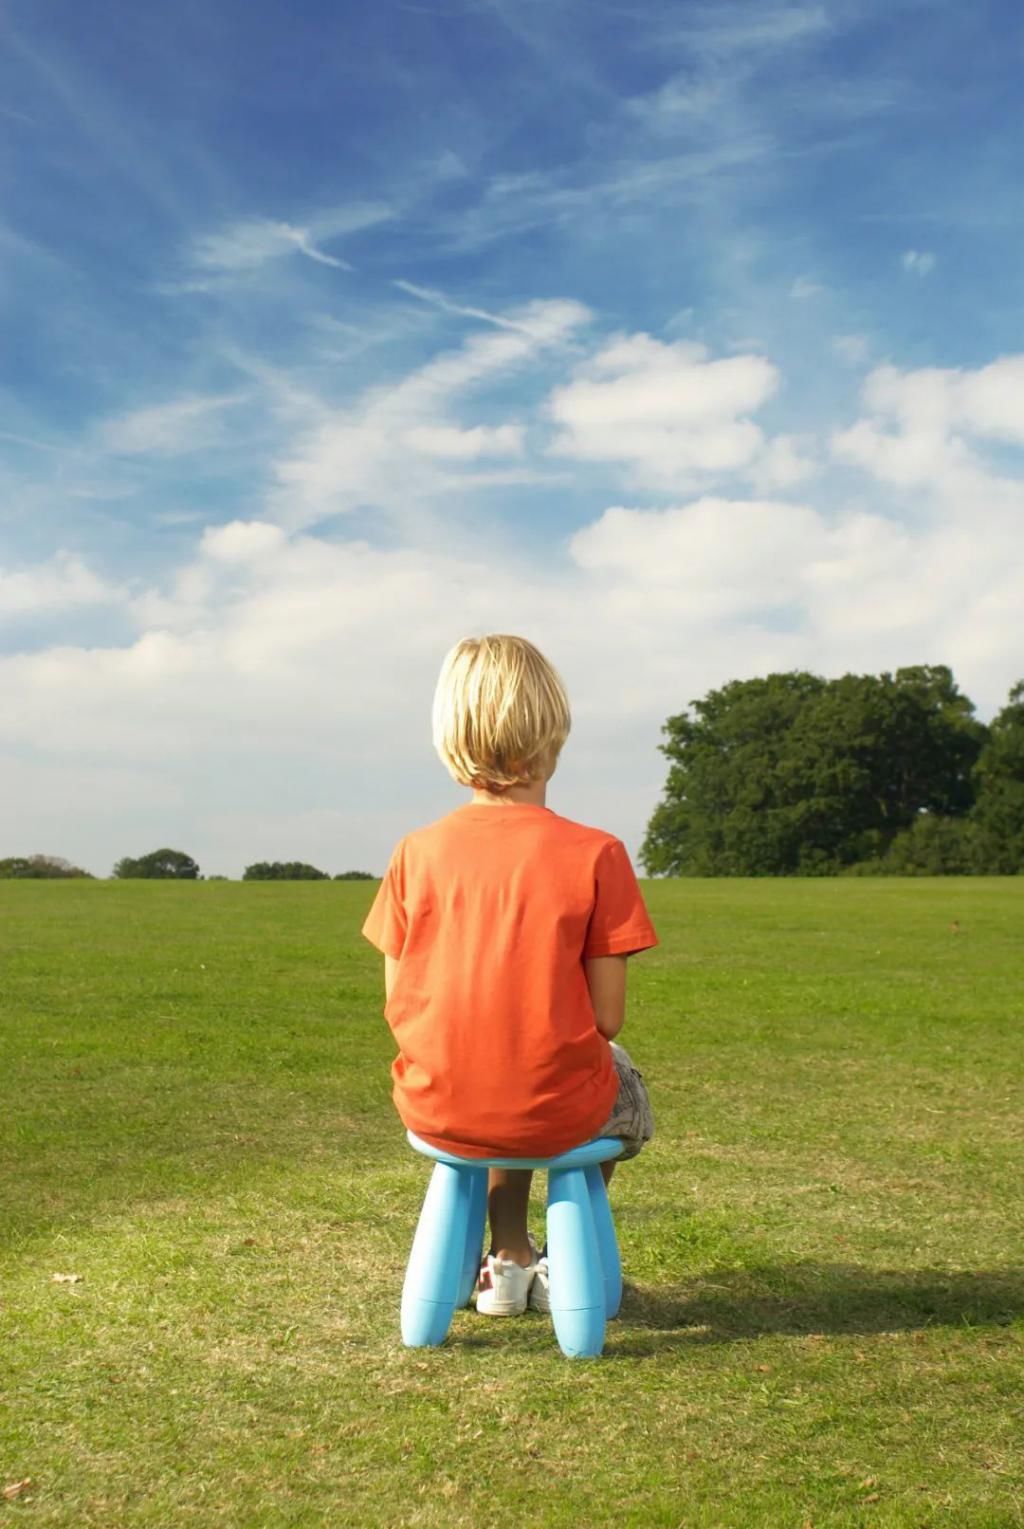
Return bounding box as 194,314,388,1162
595,1013,625,1041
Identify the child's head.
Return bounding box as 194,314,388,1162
432,634,571,793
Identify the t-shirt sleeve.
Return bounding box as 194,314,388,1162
583,838,659,959
361,842,408,958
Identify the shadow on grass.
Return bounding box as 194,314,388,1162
438,1265,1023,1359
611,1263,1024,1350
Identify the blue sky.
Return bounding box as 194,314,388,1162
3,0,1024,876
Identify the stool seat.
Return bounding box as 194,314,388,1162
406,1132,623,1173
401,1131,624,1359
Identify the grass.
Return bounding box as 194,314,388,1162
1,877,1022,1527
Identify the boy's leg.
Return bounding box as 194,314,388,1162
487,1168,534,1267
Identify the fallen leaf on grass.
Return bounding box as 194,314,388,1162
51,1272,83,1284
3,1480,32,1501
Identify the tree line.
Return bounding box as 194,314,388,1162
641,666,1023,877
6,666,1021,883
0,849,374,880
0,855,94,880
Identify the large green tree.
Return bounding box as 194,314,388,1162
0,854,92,879
242,861,330,881
970,680,1024,873
642,666,987,876
113,848,199,879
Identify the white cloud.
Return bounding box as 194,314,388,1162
625,74,723,131
789,275,823,299
902,249,936,275
393,279,534,334
569,498,823,616
0,550,119,619
4,474,1023,878
748,434,816,490
832,334,869,365
96,394,244,456
832,414,963,487
665,306,695,333
859,359,1024,445
546,333,783,491
191,203,392,273
272,298,588,527
437,139,772,255
569,492,1023,666
433,149,468,180
402,424,525,459
194,219,348,272
832,355,1024,486
956,355,1024,443
202,521,288,564
683,4,829,57
0,428,88,457
8,313,1024,878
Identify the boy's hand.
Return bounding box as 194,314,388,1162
584,955,628,1040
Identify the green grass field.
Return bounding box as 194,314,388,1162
2,879,1022,1527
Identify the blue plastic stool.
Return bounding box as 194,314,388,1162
402,1132,624,1359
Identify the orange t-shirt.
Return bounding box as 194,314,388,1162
361,802,658,1158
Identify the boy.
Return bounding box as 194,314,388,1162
362,634,657,1317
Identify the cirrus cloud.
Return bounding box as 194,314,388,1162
901,249,936,276
189,203,394,274
270,298,589,528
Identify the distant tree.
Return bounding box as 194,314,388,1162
863,665,985,821
333,870,375,881
877,814,979,876
113,848,200,879
969,679,1024,873
0,854,93,879
205,875,231,882
642,667,987,876
0,858,33,878
642,671,826,876
242,861,330,881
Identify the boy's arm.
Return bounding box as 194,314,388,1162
584,954,628,1040
384,955,400,1002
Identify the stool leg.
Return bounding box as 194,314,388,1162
455,1167,488,1309
401,1161,471,1347
546,1165,606,1358
585,1163,622,1319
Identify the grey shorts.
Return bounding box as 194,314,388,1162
596,1042,654,1160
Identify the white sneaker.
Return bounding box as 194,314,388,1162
529,1252,550,1314
475,1252,536,1316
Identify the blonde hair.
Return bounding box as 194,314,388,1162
432,635,571,791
